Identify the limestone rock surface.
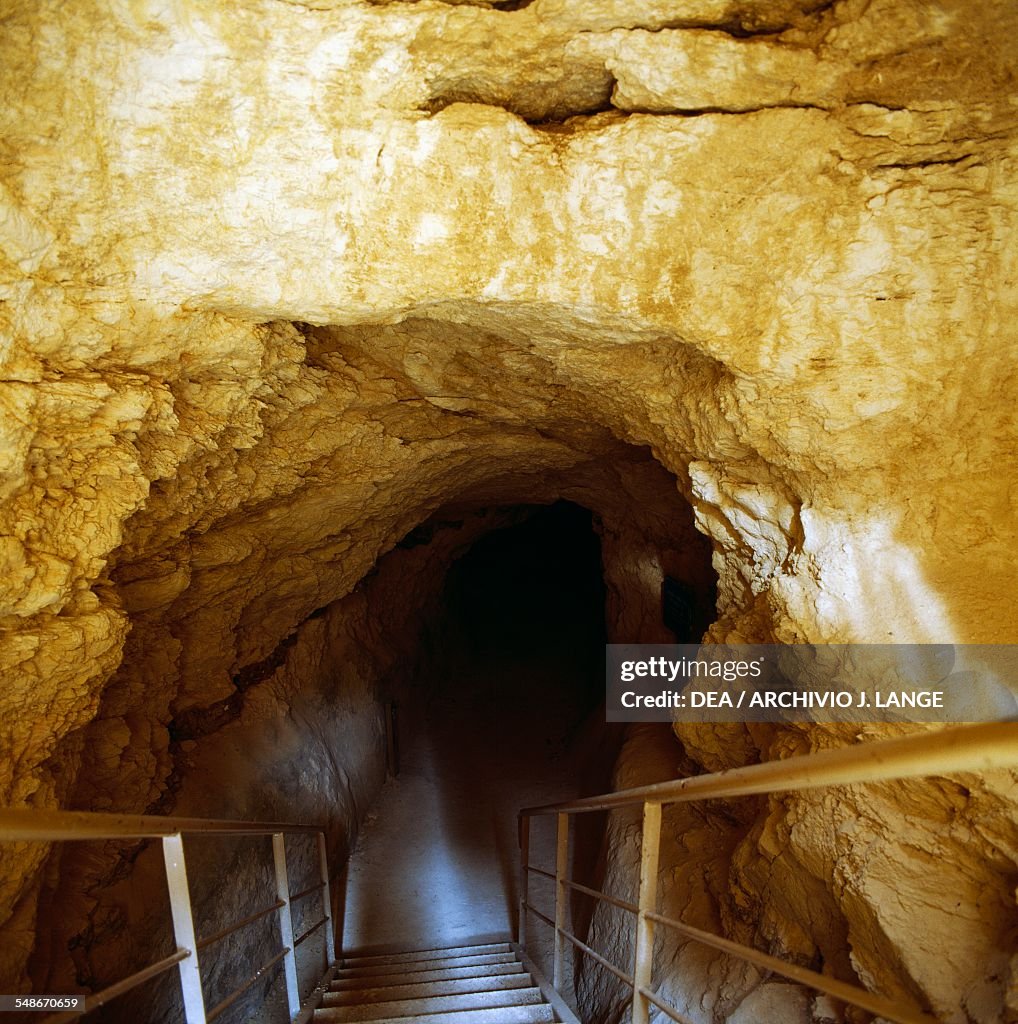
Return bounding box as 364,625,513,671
0,0,1016,1020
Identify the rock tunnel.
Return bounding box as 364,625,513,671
1,0,1017,1022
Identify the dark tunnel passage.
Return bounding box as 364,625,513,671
11,457,720,1024
340,501,626,967
443,501,608,706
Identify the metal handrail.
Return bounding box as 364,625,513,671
39,950,192,1024
644,909,936,1024
0,809,337,1024
560,930,634,989
0,807,322,840
517,721,1018,1024
521,721,1017,815
206,947,292,1022
290,880,327,902
294,917,330,948
523,901,556,931
563,878,637,915
639,985,697,1024
195,900,285,952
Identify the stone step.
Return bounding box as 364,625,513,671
314,1000,556,1024
331,961,528,992
340,942,512,969
335,951,518,980
314,986,545,1022
323,972,534,1006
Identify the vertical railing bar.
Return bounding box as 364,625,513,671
553,812,569,990
272,833,301,1021
632,801,662,1024
317,831,336,967
162,834,208,1024
518,814,530,950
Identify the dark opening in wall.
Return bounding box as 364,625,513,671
343,501,619,956
444,501,607,696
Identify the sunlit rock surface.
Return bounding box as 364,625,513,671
584,723,1018,1024
1,0,1016,1019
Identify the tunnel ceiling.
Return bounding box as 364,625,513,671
1,0,1015,806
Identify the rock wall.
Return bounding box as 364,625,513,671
9,448,708,1001
1,0,1016,1018
580,723,1018,1024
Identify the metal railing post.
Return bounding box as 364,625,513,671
317,831,336,967
517,814,530,949
632,801,662,1024
161,834,207,1024
272,833,301,1020
553,812,569,990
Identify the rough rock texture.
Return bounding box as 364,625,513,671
0,0,1016,1020
581,724,1018,1024
31,499,660,1021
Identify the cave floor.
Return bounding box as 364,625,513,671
340,641,608,994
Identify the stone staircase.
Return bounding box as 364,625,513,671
314,940,564,1023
